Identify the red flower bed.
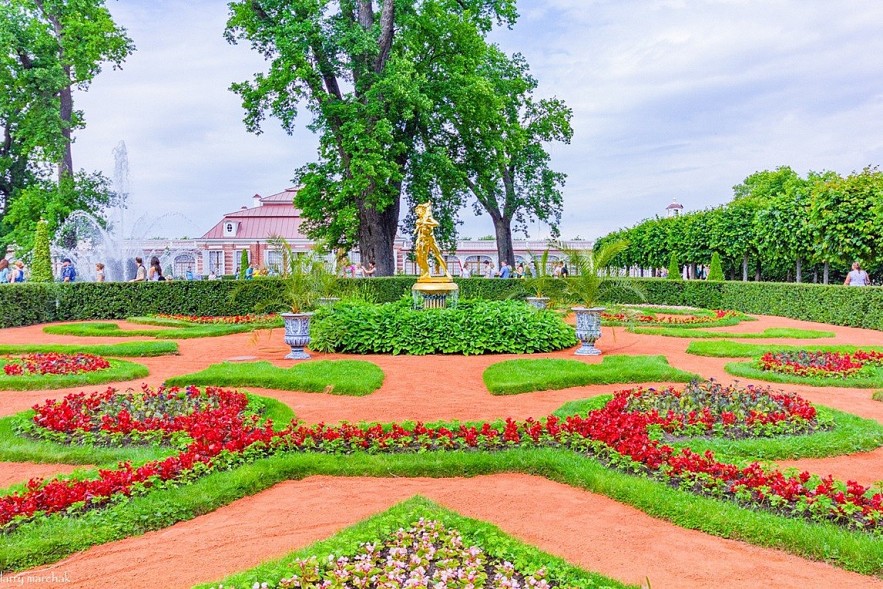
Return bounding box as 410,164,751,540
760,350,883,378
601,309,738,325
2,382,880,534
155,313,278,325
3,353,110,377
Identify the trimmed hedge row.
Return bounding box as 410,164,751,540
3,276,883,331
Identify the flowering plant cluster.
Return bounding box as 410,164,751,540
601,309,738,325
623,380,823,439
760,350,883,378
225,519,557,589
155,313,278,325
2,383,880,535
3,353,110,377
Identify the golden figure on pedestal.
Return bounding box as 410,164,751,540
411,202,458,308
414,202,451,283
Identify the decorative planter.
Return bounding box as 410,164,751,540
281,312,313,360
572,306,605,356
525,296,550,310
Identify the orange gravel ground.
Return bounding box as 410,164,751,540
1,313,882,588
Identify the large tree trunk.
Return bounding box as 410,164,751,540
795,257,802,283
754,258,761,282
823,261,829,284
58,81,74,179
742,253,748,281
489,210,514,268
357,198,400,276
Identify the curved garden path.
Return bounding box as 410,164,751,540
0,312,882,587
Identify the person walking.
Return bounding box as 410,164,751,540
130,257,146,282
499,260,511,278
0,259,9,284
844,262,870,286
95,263,106,282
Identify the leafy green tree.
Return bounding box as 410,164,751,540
30,217,51,282
707,252,724,281
0,0,132,244
753,169,816,282
225,0,517,276
437,48,573,267
5,0,133,180
808,166,883,281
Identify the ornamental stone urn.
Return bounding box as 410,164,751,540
282,312,313,360
572,306,605,356
525,296,551,310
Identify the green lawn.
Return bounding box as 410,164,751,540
165,360,385,396
686,341,883,358
483,355,700,395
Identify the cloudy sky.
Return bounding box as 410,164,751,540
74,0,883,241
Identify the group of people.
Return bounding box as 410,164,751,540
477,259,568,279
129,256,168,282
343,261,376,278
0,259,26,283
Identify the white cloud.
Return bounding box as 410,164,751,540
73,0,883,240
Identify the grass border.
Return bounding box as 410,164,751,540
630,326,835,339
0,341,178,357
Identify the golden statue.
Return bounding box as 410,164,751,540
414,202,451,282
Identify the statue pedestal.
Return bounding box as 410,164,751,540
412,281,460,309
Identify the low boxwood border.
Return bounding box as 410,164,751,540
196,496,634,589
630,327,835,339
42,322,266,339
725,361,883,389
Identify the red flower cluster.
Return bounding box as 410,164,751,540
601,310,739,325
155,313,278,324
3,353,110,377
760,350,883,378
2,382,879,534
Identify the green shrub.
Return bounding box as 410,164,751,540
708,252,725,281
30,219,52,283
310,299,578,355
667,252,681,280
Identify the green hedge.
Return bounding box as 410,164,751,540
4,276,883,331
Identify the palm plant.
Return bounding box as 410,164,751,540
559,240,645,308
524,247,554,301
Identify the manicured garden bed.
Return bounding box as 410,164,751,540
199,497,633,589
2,381,882,576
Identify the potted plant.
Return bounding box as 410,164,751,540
241,238,330,359
560,240,645,355
524,248,554,309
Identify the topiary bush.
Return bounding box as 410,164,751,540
708,252,724,281
667,252,681,280
30,219,53,283
309,299,578,355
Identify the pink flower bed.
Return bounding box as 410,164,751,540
155,313,278,324
602,309,738,325
2,382,880,534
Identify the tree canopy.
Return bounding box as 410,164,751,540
225,0,521,276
